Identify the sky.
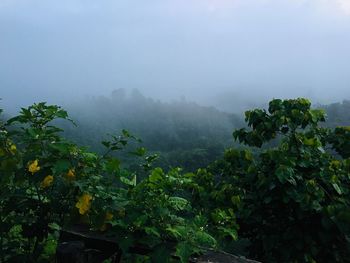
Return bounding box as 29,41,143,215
1,0,350,112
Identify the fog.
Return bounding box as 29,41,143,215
1,0,350,113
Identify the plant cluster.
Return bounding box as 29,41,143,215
0,103,217,262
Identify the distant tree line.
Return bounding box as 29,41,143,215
58,89,243,171
55,91,350,171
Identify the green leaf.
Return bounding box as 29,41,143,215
332,183,342,195
175,242,194,263
304,138,316,146
231,195,241,206
118,236,134,254
130,147,147,157
151,246,172,263
168,197,189,211
56,110,68,118
149,168,163,183
101,141,110,148
217,226,238,241
105,158,120,173
52,160,71,174
120,174,136,186
166,226,185,239
144,227,161,238
275,166,294,184
194,231,217,246
49,142,71,154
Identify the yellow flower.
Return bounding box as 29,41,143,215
118,209,126,218
66,169,75,179
100,212,114,232
9,144,16,154
100,224,108,232
41,175,54,188
76,193,93,215
105,212,113,221
28,160,40,174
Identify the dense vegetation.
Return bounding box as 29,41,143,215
0,103,231,262
1,97,350,262
214,99,350,261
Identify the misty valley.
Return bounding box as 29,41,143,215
1,94,350,262
2,0,350,262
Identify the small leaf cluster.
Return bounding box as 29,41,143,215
234,98,326,147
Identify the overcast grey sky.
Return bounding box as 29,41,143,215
1,0,350,111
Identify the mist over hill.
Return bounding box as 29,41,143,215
56,89,243,171
44,90,350,171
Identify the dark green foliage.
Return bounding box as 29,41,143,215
0,102,217,262
216,98,350,262
2,97,350,263
328,126,350,158
0,103,76,262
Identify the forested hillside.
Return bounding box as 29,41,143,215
3,93,350,174
59,89,244,171
321,100,350,127
56,91,350,171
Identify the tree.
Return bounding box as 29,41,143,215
215,98,350,262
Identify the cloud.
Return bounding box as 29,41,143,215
1,0,350,17
189,0,350,16
200,0,240,10
337,0,350,14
